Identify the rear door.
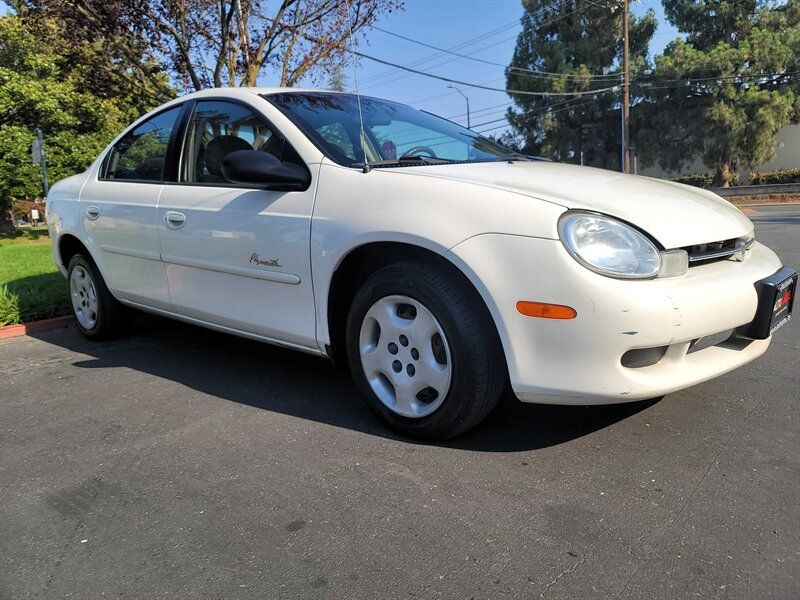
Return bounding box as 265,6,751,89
156,99,317,349
80,105,183,310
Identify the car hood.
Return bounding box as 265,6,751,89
400,161,753,249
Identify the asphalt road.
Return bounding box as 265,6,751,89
1,204,798,599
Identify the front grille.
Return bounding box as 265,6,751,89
682,235,753,267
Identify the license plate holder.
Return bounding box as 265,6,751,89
738,266,798,340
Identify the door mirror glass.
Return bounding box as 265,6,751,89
221,150,311,190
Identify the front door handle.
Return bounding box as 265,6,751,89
86,205,101,221
164,211,187,229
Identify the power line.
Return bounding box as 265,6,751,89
473,0,619,55
450,106,509,124
360,33,518,91
449,101,513,120
372,25,621,81
476,97,597,135
361,1,616,92
409,77,507,105
633,70,800,86
471,115,511,129
471,95,597,129
359,17,521,88
351,48,621,97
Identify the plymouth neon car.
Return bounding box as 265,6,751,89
45,88,797,439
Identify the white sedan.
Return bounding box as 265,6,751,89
46,88,797,439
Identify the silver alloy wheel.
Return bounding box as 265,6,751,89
69,265,98,330
358,295,452,418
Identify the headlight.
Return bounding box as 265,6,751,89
558,211,662,279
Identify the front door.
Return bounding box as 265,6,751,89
80,105,183,310
157,99,317,349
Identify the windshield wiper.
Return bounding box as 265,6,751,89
353,156,457,168
351,154,532,169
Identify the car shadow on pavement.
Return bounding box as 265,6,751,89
32,317,660,453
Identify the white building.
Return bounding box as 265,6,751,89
639,124,800,182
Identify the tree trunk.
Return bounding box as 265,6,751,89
0,199,15,233
715,163,732,188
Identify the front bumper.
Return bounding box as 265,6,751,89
446,235,784,405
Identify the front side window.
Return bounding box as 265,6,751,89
181,100,299,184
105,106,181,181
316,121,355,161
266,92,517,167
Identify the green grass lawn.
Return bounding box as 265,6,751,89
0,229,70,326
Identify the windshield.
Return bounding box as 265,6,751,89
265,92,518,167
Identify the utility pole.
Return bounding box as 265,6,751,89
31,128,49,197
448,84,470,129
621,0,631,174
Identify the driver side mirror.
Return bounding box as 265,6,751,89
221,150,311,191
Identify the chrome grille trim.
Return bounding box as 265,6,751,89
682,235,753,266
687,241,746,263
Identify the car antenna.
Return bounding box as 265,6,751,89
347,3,370,173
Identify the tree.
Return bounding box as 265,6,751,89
505,0,655,168
8,1,173,106
0,14,163,230
22,0,402,91
327,64,348,92
636,0,799,186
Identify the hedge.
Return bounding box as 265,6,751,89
668,172,740,189
748,169,800,185
669,173,714,188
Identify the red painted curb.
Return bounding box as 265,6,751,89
0,315,73,339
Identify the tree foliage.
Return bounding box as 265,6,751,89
0,14,164,230
20,0,402,91
505,1,799,184
506,0,656,168
327,64,348,92
636,0,799,186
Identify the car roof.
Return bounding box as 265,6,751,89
151,87,356,114
175,87,350,100
245,87,347,96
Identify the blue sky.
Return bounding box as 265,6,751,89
353,0,680,131
1,0,680,130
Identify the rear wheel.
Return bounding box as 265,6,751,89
346,260,505,439
67,254,124,339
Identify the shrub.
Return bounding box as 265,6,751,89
669,173,715,189
748,169,800,185
11,199,45,224
668,172,742,189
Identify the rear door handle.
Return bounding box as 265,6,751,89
164,211,186,229
86,205,100,221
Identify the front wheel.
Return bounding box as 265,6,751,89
346,260,505,440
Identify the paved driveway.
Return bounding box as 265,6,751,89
1,205,798,599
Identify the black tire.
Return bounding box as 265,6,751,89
67,253,125,340
345,260,506,440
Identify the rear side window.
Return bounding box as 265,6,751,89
104,107,182,182
181,100,302,185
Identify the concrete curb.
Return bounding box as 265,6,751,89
715,183,800,197
0,315,73,340
738,202,800,207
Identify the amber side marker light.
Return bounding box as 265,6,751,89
516,301,577,320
